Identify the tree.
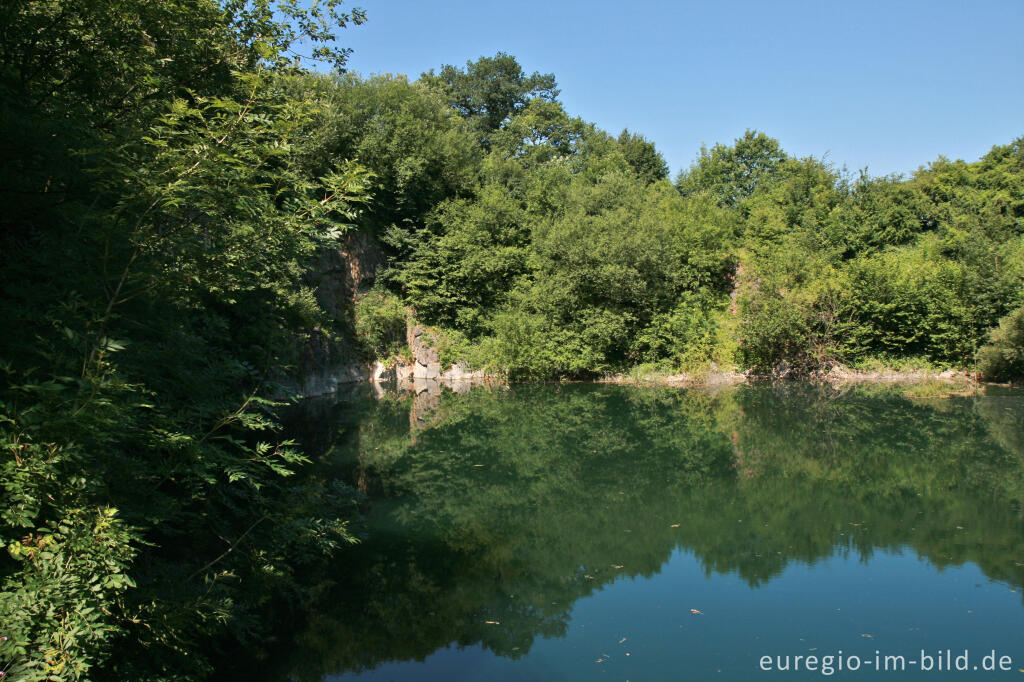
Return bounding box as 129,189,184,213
617,129,669,185
977,305,1024,381
0,0,366,240
421,52,559,145
677,129,788,208
289,72,480,246
0,1,370,678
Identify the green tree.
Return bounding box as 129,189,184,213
290,72,480,249
677,129,788,208
977,305,1024,381
617,129,669,185
490,173,735,377
0,1,370,678
421,52,559,145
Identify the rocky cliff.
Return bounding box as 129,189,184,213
292,231,383,395
292,230,494,397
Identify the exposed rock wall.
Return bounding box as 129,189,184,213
409,324,442,380
286,229,495,397
390,322,490,390
308,230,384,320
290,231,384,396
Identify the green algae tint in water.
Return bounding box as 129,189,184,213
279,384,1024,681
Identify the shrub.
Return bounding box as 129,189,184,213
354,290,408,360
978,306,1024,381
738,292,814,373
842,242,975,364
630,293,722,371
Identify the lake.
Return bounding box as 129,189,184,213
251,382,1024,681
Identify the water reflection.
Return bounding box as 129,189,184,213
240,383,1024,680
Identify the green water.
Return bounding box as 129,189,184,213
261,383,1024,681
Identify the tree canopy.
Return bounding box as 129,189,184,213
421,52,560,145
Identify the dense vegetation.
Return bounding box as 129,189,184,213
399,121,1023,378
0,0,1021,679
307,56,1023,380
0,1,371,679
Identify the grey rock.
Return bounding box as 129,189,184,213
371,360,396,383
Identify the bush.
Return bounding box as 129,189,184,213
488,307,605,379
738,292,814,373
630,292,722,371
0,504,136,682
978,306,1024,381
842,242,975,364
354,290,408,360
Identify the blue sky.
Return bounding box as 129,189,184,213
334,0,1023,179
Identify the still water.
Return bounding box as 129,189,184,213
272,383,1024,681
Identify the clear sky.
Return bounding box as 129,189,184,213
333,0,1023,179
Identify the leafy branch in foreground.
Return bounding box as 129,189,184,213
0,1,370,679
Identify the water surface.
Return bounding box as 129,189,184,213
261,383,1024,681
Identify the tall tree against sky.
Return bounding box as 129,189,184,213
421,52,559,146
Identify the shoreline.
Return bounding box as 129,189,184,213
595,366,1006,389
299,363,1018,399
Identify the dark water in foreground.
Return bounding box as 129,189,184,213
269,383,1024,681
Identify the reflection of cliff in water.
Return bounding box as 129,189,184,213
399,376,497,431
257,384,1024,682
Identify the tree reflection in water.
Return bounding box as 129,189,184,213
229,383,1024,680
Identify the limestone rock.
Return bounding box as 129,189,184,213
396,363,412,383
372,360,396,383
408,324,440,367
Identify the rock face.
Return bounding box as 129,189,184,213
383,321,493,392
441,361,488,383
371,360,396,383
308,231,385,319
283,229,495,398
409,324,442,380
289,232,385,397
295,362,369,397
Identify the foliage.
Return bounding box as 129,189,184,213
841,239,975,362
676,129,789,208
354,289,408,360
0,1,369,679
977,305,1024,381
289,71,480,250
421,52,559,145
395,185,532,336
490,174,735,378
630,292,724,370
0,506,136,682
617,129,670,185
696,132,1024,374
378,96,1021,378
